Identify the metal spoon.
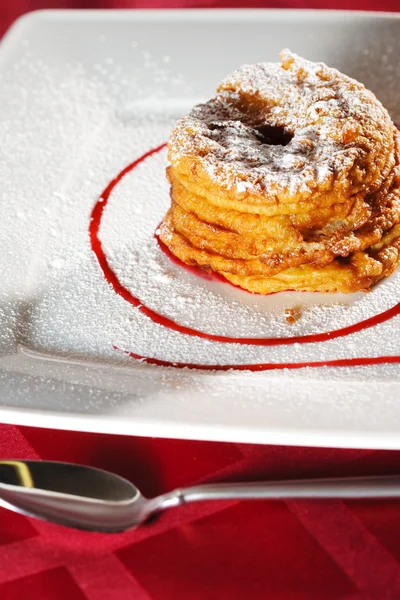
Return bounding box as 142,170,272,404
1,460,400,533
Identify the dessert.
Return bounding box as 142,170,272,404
159,50,400,294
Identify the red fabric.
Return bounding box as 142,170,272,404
2,426,400,598
2,2,400,597
1,0,400,39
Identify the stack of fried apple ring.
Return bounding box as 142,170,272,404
159,50,400,293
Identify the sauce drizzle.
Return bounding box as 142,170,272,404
90,144,400,370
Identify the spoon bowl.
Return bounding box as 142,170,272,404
0,461,162,532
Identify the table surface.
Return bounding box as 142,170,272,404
1,2,400,598
2,425,400,599
1,0,400,39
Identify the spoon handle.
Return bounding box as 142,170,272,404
175,476,400,503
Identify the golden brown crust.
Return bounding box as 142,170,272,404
160,51,400,294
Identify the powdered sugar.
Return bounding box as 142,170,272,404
0,53,398,376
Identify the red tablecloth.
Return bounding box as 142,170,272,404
1,0,400,39
3,426,400,599
2,2,400,598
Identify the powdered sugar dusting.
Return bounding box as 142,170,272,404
9,61,399,373
0,36,399,389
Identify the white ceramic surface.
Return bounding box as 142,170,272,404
1,9,400,447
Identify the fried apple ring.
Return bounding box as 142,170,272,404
160,50,400,294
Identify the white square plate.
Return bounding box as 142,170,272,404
1,8,400,448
